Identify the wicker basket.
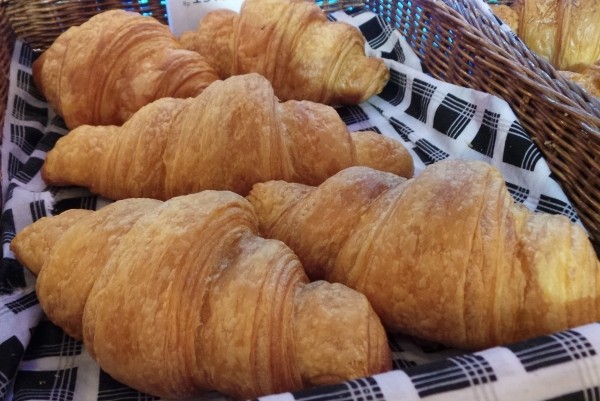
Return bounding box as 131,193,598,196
5,0,168,52
0,0,599,253
0,0,15,204
1,2,14,124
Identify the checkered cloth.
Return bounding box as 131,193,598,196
1,7,598,401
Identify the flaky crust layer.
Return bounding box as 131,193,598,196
42,74,413,200
179,0,390,104
247,160,600,350
510,0,600,70
11,191,391,399
33,10,219,128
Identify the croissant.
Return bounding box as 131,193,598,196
559,61,600,98
32,9,219,129
247,159,600,350
42,73,414,200
491,0,600,71
490,3,600,98
10,191,392,399
179,0,389,105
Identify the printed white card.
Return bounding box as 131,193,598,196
166,0,244,37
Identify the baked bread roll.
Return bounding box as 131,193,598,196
489,2,599,97
42,73,414,200
500,0,600,71
247,160,600,350
10,191,392,399
33,9,219,129
559,61,600,98
179,0,389,105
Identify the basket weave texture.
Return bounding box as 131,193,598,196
1,4,14,122
366,0,600,252
1,0,15,202
1,0,599,252
5,0,168,52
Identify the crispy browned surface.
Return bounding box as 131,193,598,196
180,0,389,104
248,159,600,350
11,191,392,399
510,0,600,70
41,74,413,200
33,9,219,129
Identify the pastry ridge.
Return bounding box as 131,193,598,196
11,191,392,399
247,160,600,350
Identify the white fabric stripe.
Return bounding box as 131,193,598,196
13,389,74,399
440,94,472,114
0,287,42,350
552,331,598,399
368,29,390,49
450,355,498,401
0,369,9,393
5,298,37,314
479,111,498,156
70,351,102,401
521,144,540,171
446,114,471,139
438,98,476,136
373,370,420,401
257,392,296,401
514,343,572,362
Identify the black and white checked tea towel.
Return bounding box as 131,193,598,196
1,7,598,401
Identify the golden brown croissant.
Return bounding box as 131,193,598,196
32,9,219,129
179,0,389,105
559,61,600,98
42,73,413,200
247,159,600,350
10,191,392,399
496,0,600,71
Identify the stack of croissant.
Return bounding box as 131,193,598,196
10,0,600,399
33,0,390,129
490,0,600,98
